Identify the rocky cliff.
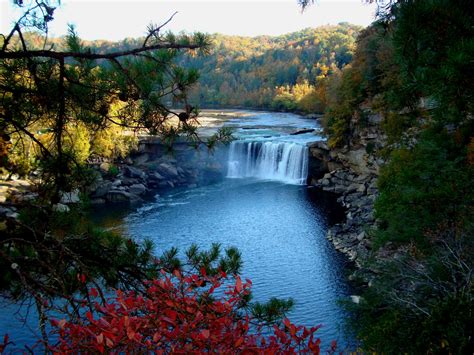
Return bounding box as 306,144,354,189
307,112,386,268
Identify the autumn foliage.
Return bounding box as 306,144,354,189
48,269,329,354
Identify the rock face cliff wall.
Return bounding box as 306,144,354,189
307,113,386,267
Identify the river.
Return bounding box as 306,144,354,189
0,110,355,350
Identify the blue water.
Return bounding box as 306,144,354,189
123,179,353,349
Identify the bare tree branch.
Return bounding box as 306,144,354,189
143,11,178,47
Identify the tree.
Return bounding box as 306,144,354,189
0,0,233,346
0,0,232,202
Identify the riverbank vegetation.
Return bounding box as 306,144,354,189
316,0,473,352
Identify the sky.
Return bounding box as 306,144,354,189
1,0,377,41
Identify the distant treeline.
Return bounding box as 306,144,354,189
179,24,361,112
19,23,360,113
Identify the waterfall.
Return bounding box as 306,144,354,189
227,141,308,185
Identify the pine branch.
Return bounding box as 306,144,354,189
0,42,202,60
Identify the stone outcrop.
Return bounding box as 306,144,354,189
308,114,386,268
87,140,228,205
312,169,377,267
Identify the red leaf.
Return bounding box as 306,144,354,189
127,328,136,340
86,311,93,322
58,319,66,329
166,309,178,321
235,276,243,293
105,337,114,347
48,271,330,353
235,336,244,347
200,329,210,339
303,327,310,338
90,288,98,298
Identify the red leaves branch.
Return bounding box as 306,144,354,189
46,270,329,354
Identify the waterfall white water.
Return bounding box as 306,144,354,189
227,141,308,185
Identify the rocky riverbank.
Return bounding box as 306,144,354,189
0,140,228,220
84,142,227,210
307,113,386,269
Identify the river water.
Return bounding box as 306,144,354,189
0,110,355,350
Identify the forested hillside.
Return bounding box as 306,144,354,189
180,24,361,111
20,24,360,113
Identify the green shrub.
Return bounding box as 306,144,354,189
107,165,119,177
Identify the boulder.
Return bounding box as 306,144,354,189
357,231,367,241
53,203,70,213
93,181,113,198
368,113,383,125
309,141,329,151
322,172,333,180
157,163,178,178
149,172,165,181
309,146,329,161
321,178,330,186
18,192,39,202
158,181,175,188
334,184,348,194
60,189,80,204
290,128,315,135
121,177,139,186
105,190,141,203
129,183,147,196
112,179,122,187
0,206,13,217
124,166,146,180
133,153,149,165
123,157,133,165
327,161,343,172
350,295,362,304
347,183,365,193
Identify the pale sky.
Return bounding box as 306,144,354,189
1,0,377,41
